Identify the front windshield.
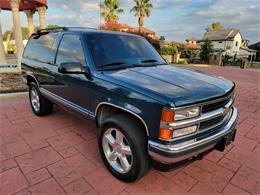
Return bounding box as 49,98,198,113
86,33,165,69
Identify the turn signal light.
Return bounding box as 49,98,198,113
159,128,173,140
161,109,175,122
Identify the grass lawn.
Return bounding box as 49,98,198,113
249,62,260,68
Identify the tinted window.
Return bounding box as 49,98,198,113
56,34,85,66
87,34,164,68
24,33,57,63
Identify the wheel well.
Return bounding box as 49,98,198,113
26,75,37,86
96,104,148,137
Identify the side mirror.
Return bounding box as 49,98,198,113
58,62,90,74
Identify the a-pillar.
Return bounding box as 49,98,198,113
0,9,7,65
9,0,23,69
24,10,34,36
37,6,46,29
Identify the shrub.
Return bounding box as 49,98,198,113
162,45,178,55
177,59,188,65
200,39,213,63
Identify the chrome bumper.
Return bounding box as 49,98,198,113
148,107,238,164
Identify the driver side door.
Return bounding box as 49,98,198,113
48,33,93,114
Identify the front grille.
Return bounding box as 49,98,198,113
199,115,225,130
202,97,231,113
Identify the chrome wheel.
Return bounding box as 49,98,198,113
30,87,40,112
102,128,133,174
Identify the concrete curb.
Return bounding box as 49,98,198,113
0,91,28,98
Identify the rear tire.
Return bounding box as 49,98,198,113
29,82,53,116
98,114,151,182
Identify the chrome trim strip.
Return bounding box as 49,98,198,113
149,107,237,154
199,109,232,133
40,88,95,119
95,102,149,136
167,90,234,111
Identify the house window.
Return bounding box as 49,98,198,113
236,41,238,47
219,41,222,43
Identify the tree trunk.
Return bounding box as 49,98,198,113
138,16,144,33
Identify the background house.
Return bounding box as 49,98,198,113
199,29,250,57
199,28,256,65
249,42,260,61
99,22,156,39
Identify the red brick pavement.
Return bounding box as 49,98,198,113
0,66,259,194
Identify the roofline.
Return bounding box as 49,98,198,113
32,26,144,38
198,38,235,42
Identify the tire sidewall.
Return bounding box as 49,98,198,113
98,122,142,181
29,82,41,115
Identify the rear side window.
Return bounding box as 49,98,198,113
56,34,86,66
23,33,57,63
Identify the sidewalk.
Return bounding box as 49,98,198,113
0,66,259,194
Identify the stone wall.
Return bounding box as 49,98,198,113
0,73,27,93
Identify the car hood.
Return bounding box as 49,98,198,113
103,65,234,107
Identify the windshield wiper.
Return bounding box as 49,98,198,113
141,59,159,63
99,61,127,68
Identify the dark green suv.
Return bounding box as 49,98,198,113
22,27,238,182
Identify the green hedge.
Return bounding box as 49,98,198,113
162,45,178,55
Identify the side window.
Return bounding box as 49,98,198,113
56,34,86,66
23,33,57,63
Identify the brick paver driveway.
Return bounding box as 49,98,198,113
0,66,259,195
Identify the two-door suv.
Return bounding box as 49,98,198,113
22,27,238,182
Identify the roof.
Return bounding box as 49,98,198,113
126,26,155,35
99,22,132,30
138,27,155,34
240,47,257,53
249,42,260,51
184,43,201,50
203,29,243,41
34,27,142,38
186,37,197,41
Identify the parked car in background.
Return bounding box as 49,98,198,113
22,27,238,182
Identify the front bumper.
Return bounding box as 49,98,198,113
148,107,238,164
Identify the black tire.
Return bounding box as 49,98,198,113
98,114,151,182
29,82,53,116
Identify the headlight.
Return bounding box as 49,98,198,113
159,125,197,140
175,106,200,121
159,107,200,140
173,125,197,137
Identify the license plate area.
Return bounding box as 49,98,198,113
215,130,236,152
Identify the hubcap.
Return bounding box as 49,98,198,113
30,87,40,112
102,128,133,173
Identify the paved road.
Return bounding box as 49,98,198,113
0,66,259,194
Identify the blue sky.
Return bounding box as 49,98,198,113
1,0,260,43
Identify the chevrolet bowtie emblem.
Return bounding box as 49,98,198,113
223,106,230,116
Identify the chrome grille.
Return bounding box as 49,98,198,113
162,90,235,141
202,97,231,113
199,115,225,129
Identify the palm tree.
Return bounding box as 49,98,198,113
99,0,124,23
130,0,153,29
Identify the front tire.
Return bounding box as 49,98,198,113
29,82,53,116
98,114,151,182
